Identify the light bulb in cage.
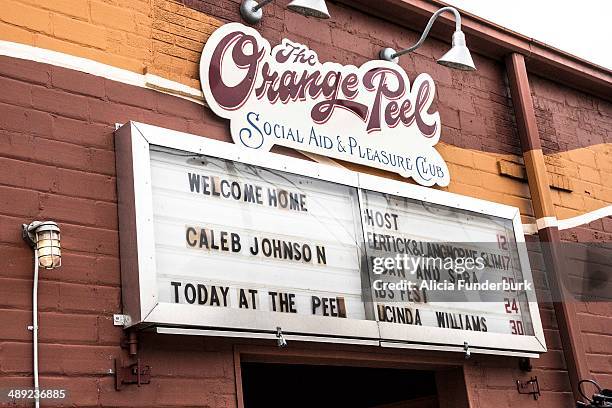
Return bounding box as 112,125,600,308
22,221,61,269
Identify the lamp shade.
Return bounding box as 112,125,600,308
287,0,330,19
437,31,476,71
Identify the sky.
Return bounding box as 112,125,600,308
444,0,612,70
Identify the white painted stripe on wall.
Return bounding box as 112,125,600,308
523,205,612,235
536,216,558,230
143,73,204,102
557,205,612,230
0,40,205,104
522,223,538,235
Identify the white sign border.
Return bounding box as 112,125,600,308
115,121,546,357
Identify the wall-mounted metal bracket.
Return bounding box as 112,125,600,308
115,358,151,390
517,376,540,400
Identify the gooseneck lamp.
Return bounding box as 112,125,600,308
22,220,61,408
240,0,330,24
379,6,476,71
287,0,330,18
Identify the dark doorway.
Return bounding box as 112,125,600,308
241,362,438,408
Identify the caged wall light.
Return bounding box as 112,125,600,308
379,6,476,71
22,220,61,269
22,220,61,408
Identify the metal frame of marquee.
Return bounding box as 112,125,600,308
115,121,546,357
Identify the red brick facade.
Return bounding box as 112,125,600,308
0,0,610,407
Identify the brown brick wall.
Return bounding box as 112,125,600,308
0,0,609,406
528,75,612,393
530,75,612,220
0,0,551,224
0,54,236,406
0,53,578,408
0,0,520,151
576,299,612,387
560,218,612,387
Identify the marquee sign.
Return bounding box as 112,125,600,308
199,23,450,187
115,122,546,357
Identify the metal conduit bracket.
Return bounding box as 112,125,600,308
516,376,540,400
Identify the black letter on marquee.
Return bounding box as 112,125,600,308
186,227,197,247
316,246,326,265
239,289,249,308
187,173,200,193
171,281,182,303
